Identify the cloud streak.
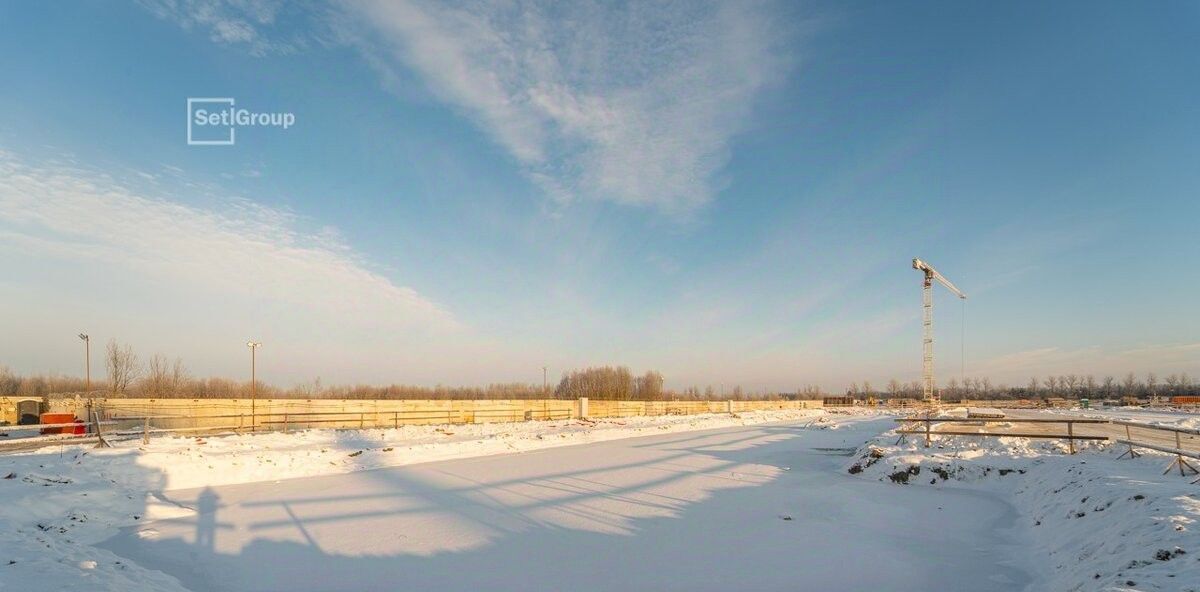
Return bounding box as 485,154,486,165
0,151,456,333
142,0,789,214
343,0,785,214
137,0,320,55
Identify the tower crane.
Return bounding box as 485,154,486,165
912,258,966,404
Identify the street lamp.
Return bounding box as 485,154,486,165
247,341,261,430
78,333,90,393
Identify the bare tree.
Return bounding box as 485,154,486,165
0,365,19,396
143,354,170,397
293,376,324,398
555,366,642,400
105,339,140,395
1122,372,1137,396
1146,372,1158,397
1027,377,1039,397
887,379,901,398
170,358,189,394
1165,374,1181,396
634,371,665,400
1102,376,1115,397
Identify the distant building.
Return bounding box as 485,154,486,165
823,396,854,407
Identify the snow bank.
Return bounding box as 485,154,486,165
849,429,1200,592
0,409,828,591
1043,407,1200,432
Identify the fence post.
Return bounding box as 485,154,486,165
283,413,289,433
92,410,110,448
727,400,734,415
578,397,589,420
1118,424,1140,459
142,416,149,445
394,411,399,430
1176,432,1186,476
1067,421,1075,454
924,416,931,447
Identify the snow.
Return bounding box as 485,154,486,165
1044,407,1200,432
1,409,828,591
851,426,1200,591
97,413,1032,592
5,407,1193,591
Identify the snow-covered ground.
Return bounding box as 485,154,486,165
2,409,836,591
7,407,1195,592
98,412,1034,592
1044,407,1200,431
851,426,1200,592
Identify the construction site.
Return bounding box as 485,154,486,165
5,2,1199,590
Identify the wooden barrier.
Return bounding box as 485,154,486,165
37,397,822,432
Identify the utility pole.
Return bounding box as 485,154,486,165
247,341,261,430
542,366,548,396
78,333,90,393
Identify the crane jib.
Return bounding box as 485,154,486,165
912,257,968,405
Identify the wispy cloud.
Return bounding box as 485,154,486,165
142,0,789,215
342,0,786,214
974,343,1200,382
0,150,456,332
137,0,318,55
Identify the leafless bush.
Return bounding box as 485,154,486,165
553,366,669,400
0,366,20,396
142,354,189,397
105,339,140,394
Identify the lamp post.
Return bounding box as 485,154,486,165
78,333,90,393
247,341,261,430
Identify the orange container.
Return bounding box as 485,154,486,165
40,413,77,435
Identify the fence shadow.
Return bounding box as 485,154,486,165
99,418,1029,592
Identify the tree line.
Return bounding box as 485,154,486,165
0,341,783,401
3,339,1192,401
844,372,1196,400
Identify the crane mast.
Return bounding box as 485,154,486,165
912,258,966,404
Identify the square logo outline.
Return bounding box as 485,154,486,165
187,98,236,145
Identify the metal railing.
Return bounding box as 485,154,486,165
1110,420,1200,482
894,416,1109,453
895,414,1200,482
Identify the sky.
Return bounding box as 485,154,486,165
1,1,1198,392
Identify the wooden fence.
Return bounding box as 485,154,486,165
20,396,821,432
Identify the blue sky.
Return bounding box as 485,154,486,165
1,1,1197,391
